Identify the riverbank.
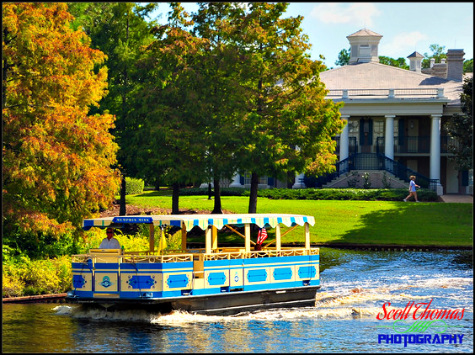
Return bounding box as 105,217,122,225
2,293,68,303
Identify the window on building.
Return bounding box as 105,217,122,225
349,120,359,133
360,44,371,57
243,173,268,185
373,120,384,145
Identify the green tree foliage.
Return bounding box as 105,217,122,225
379,56,409,70
422,44,446,69
231,3,344,213
190,2,252,213
444,76,473,171
130,3,211,213
335,48,350,66
463,58,473,74
67,2,160,213
2,3,120,257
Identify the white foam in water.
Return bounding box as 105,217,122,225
58,273,472,324
53,305,73,315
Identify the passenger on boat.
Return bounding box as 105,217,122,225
99,228,121,249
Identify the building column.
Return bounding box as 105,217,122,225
430,114,443,195
384,115,395,160
292,172,306,189
292,145,306,189
229,173,243,188
339,115,350,161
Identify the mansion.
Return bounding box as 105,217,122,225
205,29,472,195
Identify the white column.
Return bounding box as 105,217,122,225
340,115,350,161
292,172,306,189
292,145,306,188
229,173,243,188
384,115,395,160
430,114,443,195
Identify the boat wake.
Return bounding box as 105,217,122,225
54,275,472,325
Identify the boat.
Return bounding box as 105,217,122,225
66,213,320,315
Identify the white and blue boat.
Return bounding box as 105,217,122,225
66,213,320,315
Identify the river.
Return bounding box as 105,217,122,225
2,248,473,353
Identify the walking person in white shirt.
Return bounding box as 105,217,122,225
99,228,121,249
403,175,420,202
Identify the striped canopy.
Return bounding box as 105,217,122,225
82,214,315,232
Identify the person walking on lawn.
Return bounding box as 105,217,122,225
404,175,420,202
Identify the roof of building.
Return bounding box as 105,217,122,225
346,28,383,38
320,62,468,104
407,51,424,58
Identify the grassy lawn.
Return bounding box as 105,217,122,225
126,193,473,247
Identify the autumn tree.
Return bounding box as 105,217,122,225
2,3,120,257
233,2,344,213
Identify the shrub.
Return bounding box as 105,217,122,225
171,186,438,202
126,177,145,195
2,255,72,297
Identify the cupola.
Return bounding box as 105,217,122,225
407,51,424,73
346,28,383,64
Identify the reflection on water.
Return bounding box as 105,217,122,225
2,248,473,353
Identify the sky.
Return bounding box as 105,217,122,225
152,2,473,69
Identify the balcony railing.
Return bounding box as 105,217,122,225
326,88,445,100
375,136,458,154
304,153,438,190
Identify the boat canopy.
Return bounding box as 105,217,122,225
82,213,315,232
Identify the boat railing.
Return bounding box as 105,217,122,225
71,253,195,264
71,247,319,264
202,247,319,261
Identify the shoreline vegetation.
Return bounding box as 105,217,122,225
3,191,472,299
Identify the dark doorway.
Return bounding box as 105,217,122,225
360,118,373,153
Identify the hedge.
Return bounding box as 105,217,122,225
179,187,439,202
126,177,145,195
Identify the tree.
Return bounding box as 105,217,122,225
190,2,252,214
233,3,344,213
67,2,160,215
463,59,473,74
422,44,446,69
444,76,473,171
2,3,120,256
128,3,218,214
335,48,350,66
379,56,409,70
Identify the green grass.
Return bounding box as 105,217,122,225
125,193,473,247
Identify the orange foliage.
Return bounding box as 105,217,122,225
2,3,120,238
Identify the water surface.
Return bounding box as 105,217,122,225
3,248,472,353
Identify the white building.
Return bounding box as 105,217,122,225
206,29,472,195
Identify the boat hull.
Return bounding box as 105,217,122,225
66,285,320,315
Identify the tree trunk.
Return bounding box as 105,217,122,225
119,175,126,216
212,178,222,214
172,182,180,214
154,178,160,191
248,172,259,213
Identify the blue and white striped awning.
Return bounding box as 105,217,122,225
82,214,315,232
